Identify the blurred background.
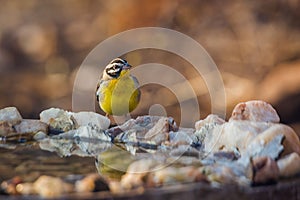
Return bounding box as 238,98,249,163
0,0,300,131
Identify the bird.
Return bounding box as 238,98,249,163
96,58,140,117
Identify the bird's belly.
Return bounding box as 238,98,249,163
99,78,139,115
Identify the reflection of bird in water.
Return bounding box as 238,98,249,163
96,58,140,118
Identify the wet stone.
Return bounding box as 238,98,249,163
169,145,200,158
110,116,178,145
33,131,47,141
0,121,37,142
39,126,112,157
39,134,77,157
14,119,48,135
74,125,111,142
74,125,112,155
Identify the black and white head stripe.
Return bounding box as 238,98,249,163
110,58,128,65
105,58,129,78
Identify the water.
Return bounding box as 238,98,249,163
0,143,96,183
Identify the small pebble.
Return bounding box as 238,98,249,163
33,131,48,141
33,175,73,198
75,174,109,193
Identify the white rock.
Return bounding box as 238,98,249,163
14,119,48,134
230,100,280,123
203,120,300,157
195,114,225,130
0,107,22,125
40,108,110,131
39,108,69,124
71,112,110,130
74,126,111,142
40,108,76,132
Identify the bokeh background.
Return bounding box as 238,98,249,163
0,0,300,131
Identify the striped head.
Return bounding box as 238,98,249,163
102,58,132,80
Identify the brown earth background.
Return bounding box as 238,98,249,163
0,0,300,131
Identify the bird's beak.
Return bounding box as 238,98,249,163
122,63,132,70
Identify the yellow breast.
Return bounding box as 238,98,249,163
98,71,140,115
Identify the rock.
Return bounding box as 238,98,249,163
202,117,300,157
33,175,73,198
16,183,35,195
246,134,284,160
169,128,196,146
72,112,110,130
39,133,77,157
252,156,279,185
277,152,300,178
40,108,110,133
143,117,172,145
169,145,200,158
0,120,40,142
33,131,48,141
39,127,111,157
114,130,138,144
0,119,48,142
75,174,109,193
194,114,224,146
195,114,225,130
14,119,48,135
110,116,178,145
0,176,22,195
201,162,251,186
148,166,207,187
230,100,280,123
0,107,22,125
0,121,15,138
120,159,158,190
74,125,111,142
40,108,66,124
40,108,76,133
213,151,240,161
74,125,112,155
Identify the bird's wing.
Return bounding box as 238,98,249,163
131,75,141,100
95,79,103,102
131,75,140,88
